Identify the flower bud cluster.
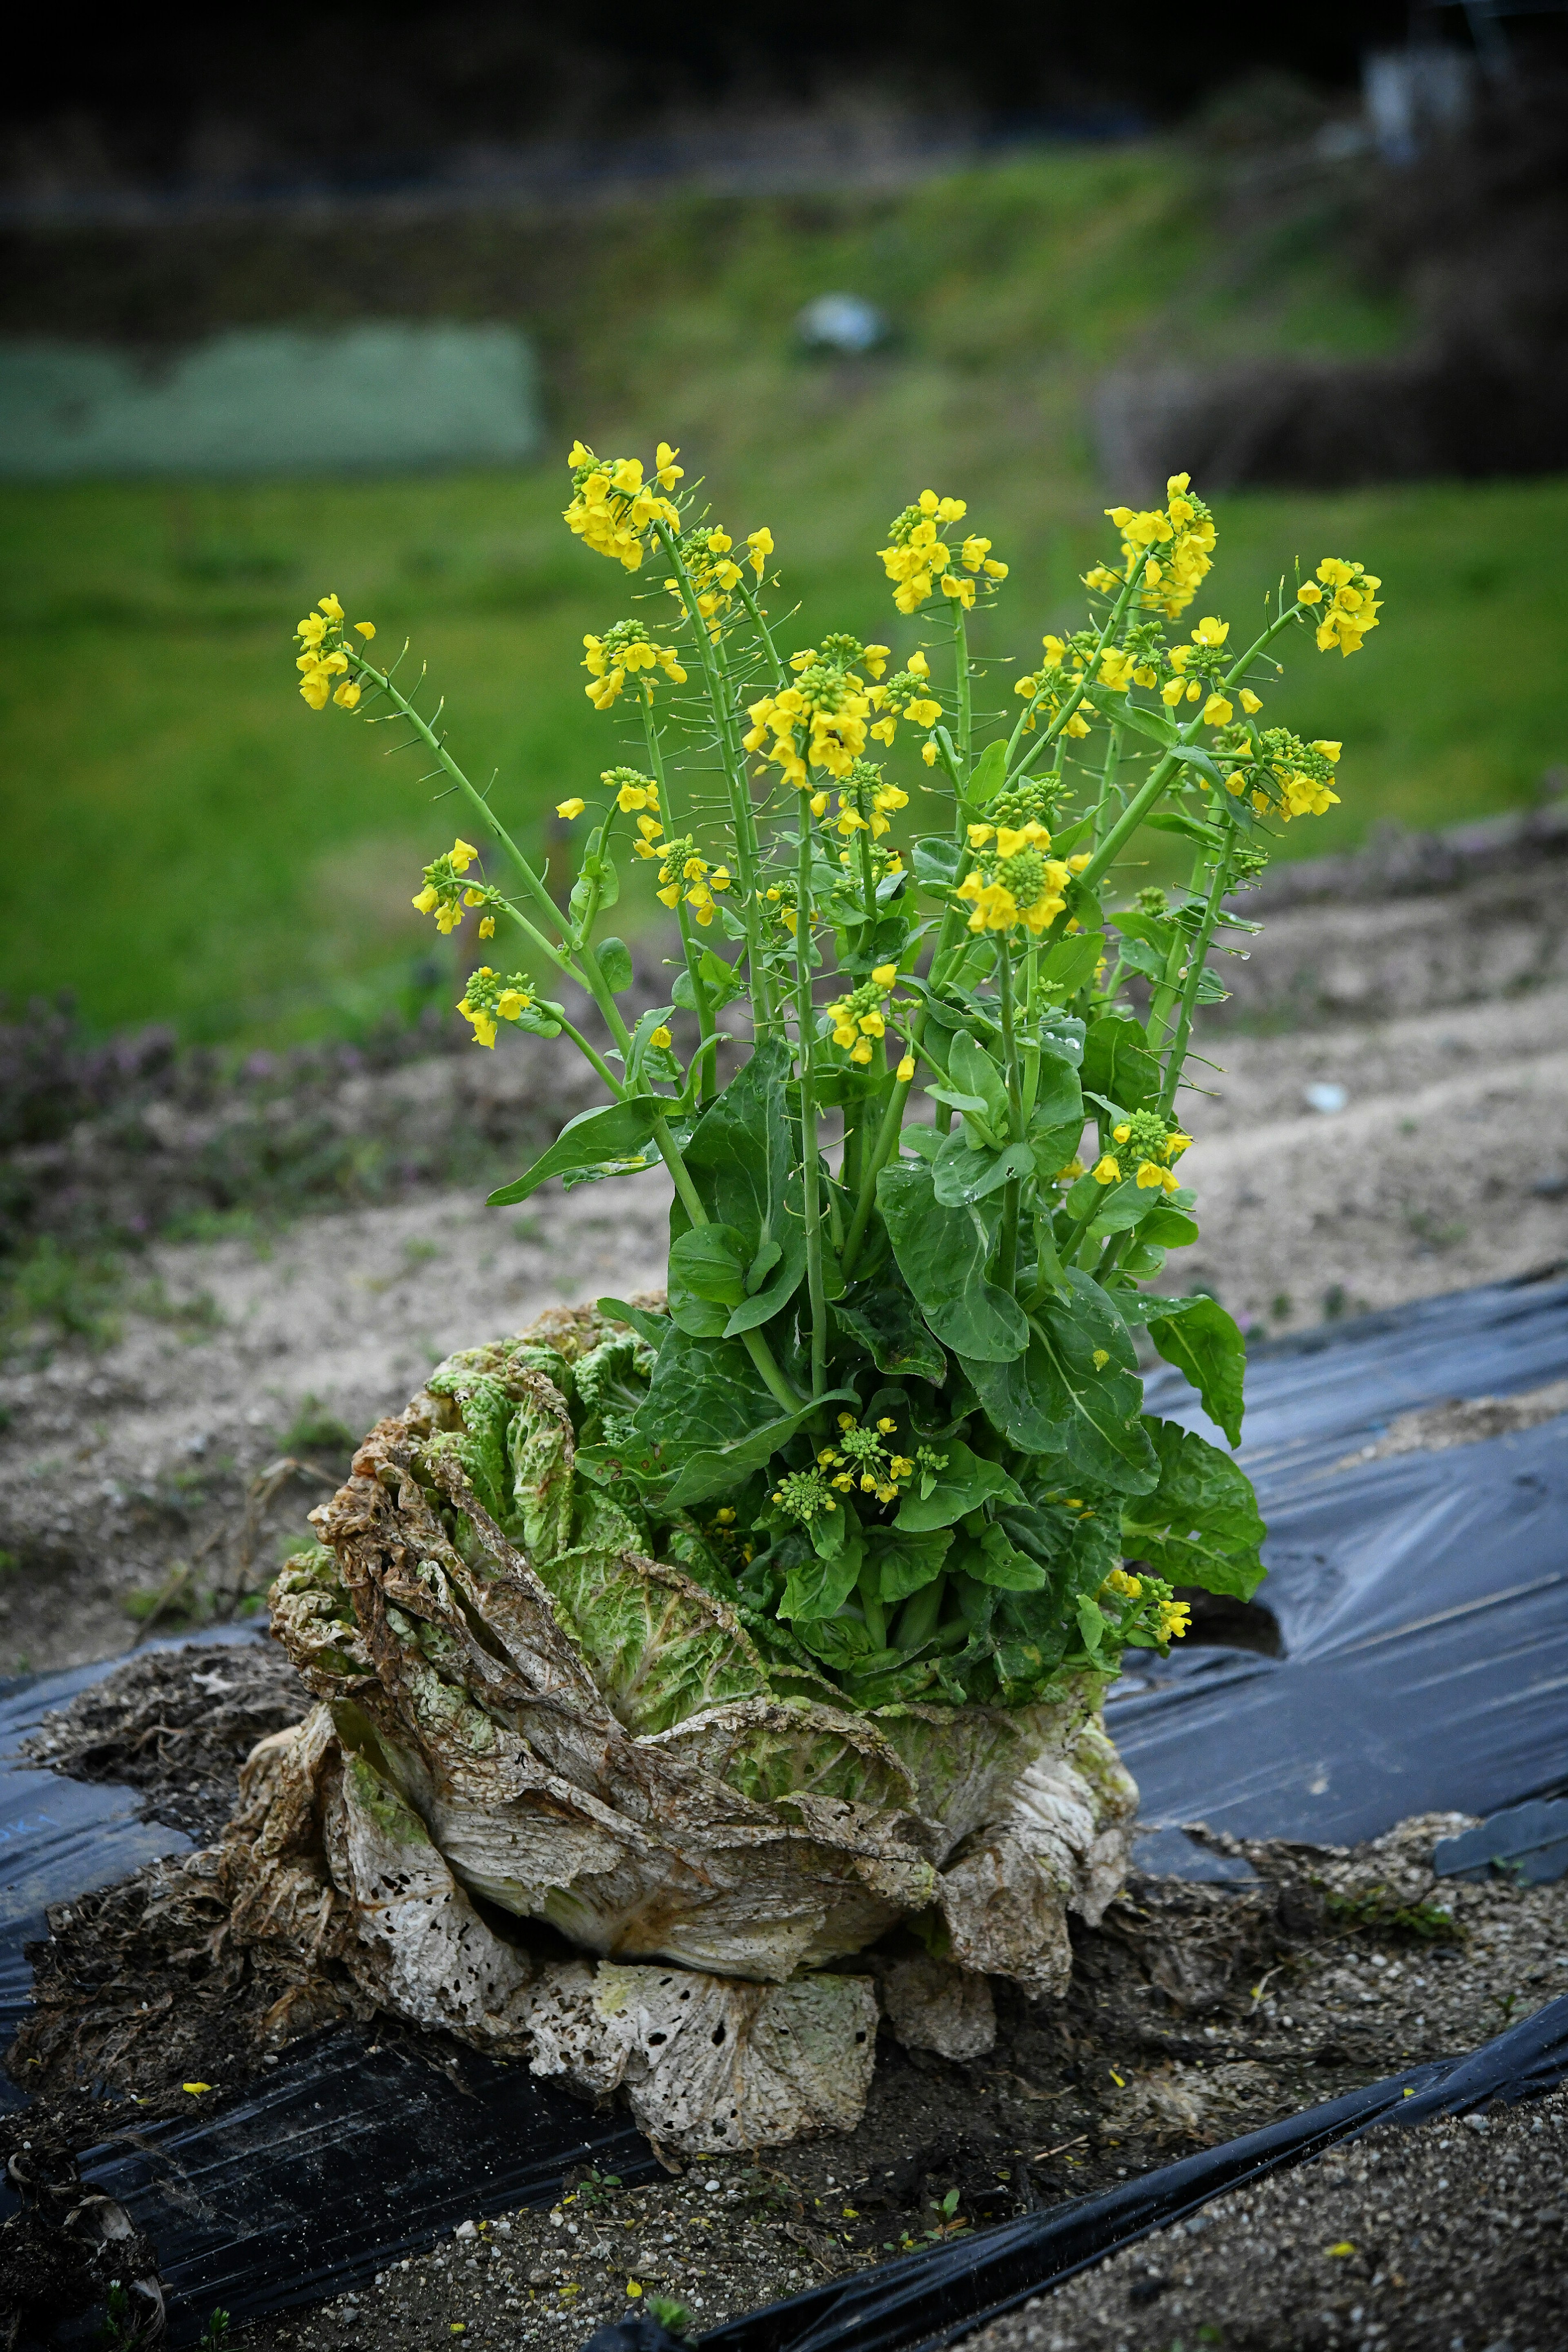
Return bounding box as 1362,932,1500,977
958,821,1085,936
581,620,687,709
1092,1108,1192,1193
456,965,534,1050
412,836,497,935
823,963,900,1065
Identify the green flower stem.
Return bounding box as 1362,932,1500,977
996,943,1025,1291
1143,841,1209,1050
1020,939,1041,1123
893,1574,946,1652
654,522,775,1034
638,697,717,1102
840,1030,920,1280
795,813,830,1400
1000,551,1153,783
856,1558,887,1650
1092,720,1123,850
950,601,973,776
548,1007,626,1099
352,650,577,959
1158,823,1238,1120
734,575,788,688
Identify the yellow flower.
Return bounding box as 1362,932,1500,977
655,441,684,488
353,620,376,638
1093,1155,1121,1185
1312,739,1343,763
449,839,478,872
1160,678,1185,707
1136,1160,1165,1189
556,797,586,820
412,883,439,914
1239,687,1262,714
1202,693,1232,727
478,916,495,938
967,823,995,848
896,1054,915,1083
746,525,773,576
649,1025,673,1049
1297,581,1323,605
922,741,938,767
318,592,344,622
296,611,327,648
871,962,898,985
1191,615,1229,648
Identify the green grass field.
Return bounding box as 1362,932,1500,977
3,145,1564,1040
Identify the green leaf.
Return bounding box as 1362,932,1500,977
1034,930,1103,1000
958,1522,1049,1592
797,1613,876,1668
780,1536,864,1623
1148,1295,1247,1447
871,1525,953,1604
662,1392,856,1512
1121,1416,1266,1596
893,1436,1023,1532
1114,936,1167,985
913,836,964,888
1027,1048,1084,1132
595,1296,671,1347
963,738,1008,806
962,1271,1158,1494
1080,1017,1159,1115
487,1098,664,1205
877,1159,1028,1364
1080,684,1178,748
513,998,565,1039
595,935,635,995
1138,1206,1200,1248
668,1224,749,1307
833,1287,948,1385
1076,1593,1107,1654
671,947,746,1013
949,1030,1011,1132
932,1130,1034,1208
681,1041,808,1338
1143,806,1226,851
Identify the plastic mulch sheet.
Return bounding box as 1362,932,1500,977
2,1274,1566,2342
670,1996,1568,2352
1117,1269,1568,1856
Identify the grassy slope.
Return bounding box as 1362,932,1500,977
2,146,1563,1036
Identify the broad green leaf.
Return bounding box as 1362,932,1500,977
1080,1017,1160,1114
668,1224,749,1306
596,1296,671,1348
893,1436,1024,1531
682,1041,807,1337
661,1390,857,1512
871,1525,953,1604
595,935,635,994
780,1540,864,1623
1143,806,1226,850
877,1159,1028,1364
1148,1295,1247,1447
672,946,746,1013
1035,931,1102,1000
1027,1122,1085,1190
913,836,964,888
797,1614,877,1669
1080,684,1179,748
949,1030,1012,1133
833,1287,948,1385
964,1272,1156,1493
631,1324,781,1456
1027,1049,1084,1131
1138,1206,1200,1248
513,999,565,1039
1120,1416,1266,1597
1114,936,1168,985
958,1523,1049,1592
963,738,1008,806
1076,1594,1107,1655
932,1130,1034,1208
487,1097,663,1205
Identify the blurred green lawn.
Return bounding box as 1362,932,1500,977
3,146,1564,1039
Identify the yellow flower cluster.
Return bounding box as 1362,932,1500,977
294,592,376,709
1091,1109,1192,1193
563,440,683,571
864,645,943,748
807,752,909,842
647,831,731,925
1223,729,1343,821
1011,635,1094,738
1091,475,1216,620
957,821,1086,936
456,965,534,1049
817,1413,916,1508
744,651,872,785
581,621,687,710
1297,558,1383,656
877,491,1008,614
412,836,497,935
824,963,900,1065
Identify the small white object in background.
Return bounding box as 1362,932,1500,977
1304,1081,1349,1115
796,293,886,354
